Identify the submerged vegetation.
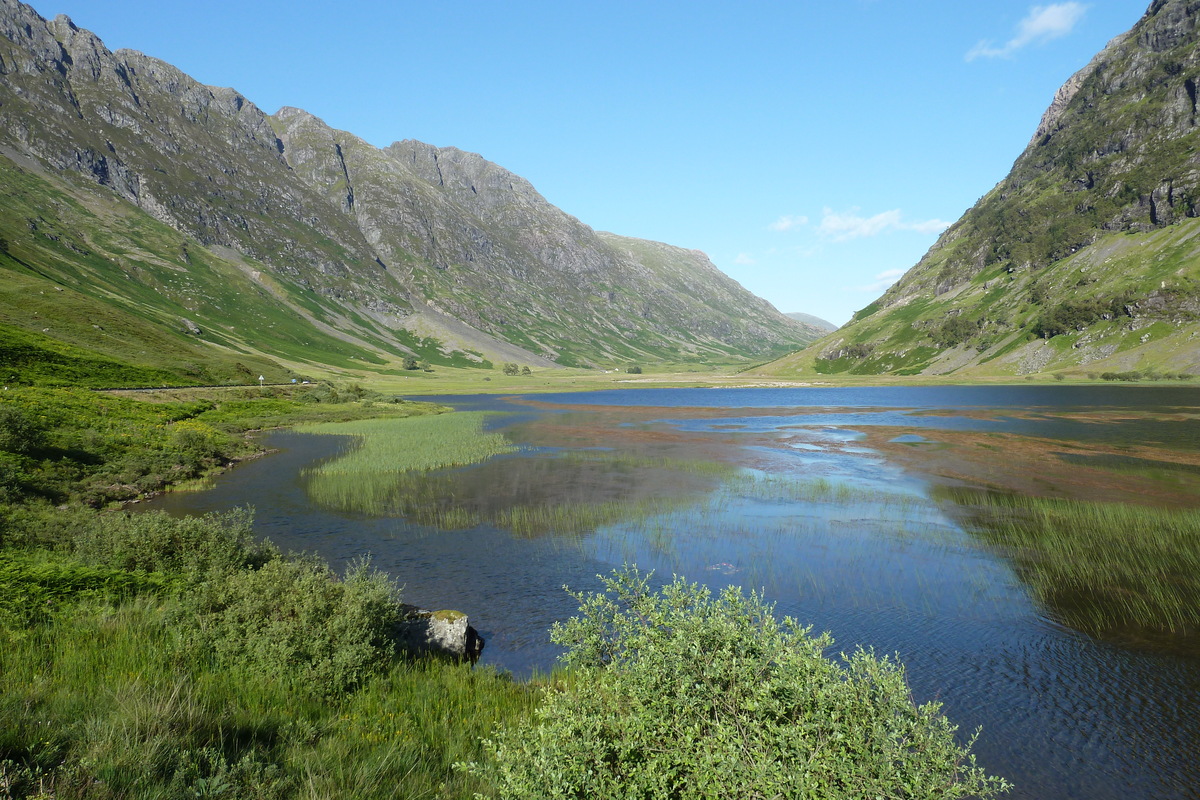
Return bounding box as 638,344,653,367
943,488,1200,645
300,419,733,537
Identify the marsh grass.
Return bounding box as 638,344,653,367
0,596,536,799
301,428,729,540
724,473,923,508
302,412,517,475
496,496,689,538
942,488,1200,640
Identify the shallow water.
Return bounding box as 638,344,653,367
147,386,1200,800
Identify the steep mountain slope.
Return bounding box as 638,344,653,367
0,0,814,385
760,0,1200,379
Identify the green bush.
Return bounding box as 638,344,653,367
932,315,979,347
0,406,47,456
182,556,403,694
72,508,275,577
464,567,1010,799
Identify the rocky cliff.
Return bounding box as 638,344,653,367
0,0,814,382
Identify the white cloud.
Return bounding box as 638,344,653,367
907,218,954,235
733,252,756,265
768,214,809,232
816,208,951,241
967,3,1087,61
853,268,907,293
819,208,903,240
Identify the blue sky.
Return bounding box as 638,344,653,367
29,0,1151,324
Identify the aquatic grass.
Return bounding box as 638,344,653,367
943,488,1200,641
724,473,925,509
300,412,516,515
496,497,689,539
302,412,517,474
301,434,726,540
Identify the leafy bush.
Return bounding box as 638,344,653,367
932,315,980,347
182,556,403,694
464,567,1009,799
72,508,275,577
625,365,643,374
0,406,47,456
0,453,31,504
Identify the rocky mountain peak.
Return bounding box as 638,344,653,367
0,1,815,371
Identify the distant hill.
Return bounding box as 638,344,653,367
0,1,816,386
757,0,1200,379
785,312,838,334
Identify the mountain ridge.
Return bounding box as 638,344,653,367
756,0,1200,379
0,0,816,385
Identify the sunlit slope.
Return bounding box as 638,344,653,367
755,0,1200,379
0,156,461,386
0,3,813,375
760,220,1200,378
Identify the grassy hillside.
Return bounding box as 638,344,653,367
755,0,1200,380
761,220,1200,379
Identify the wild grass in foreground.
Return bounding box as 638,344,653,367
942,488,1200,642
0,508,536,799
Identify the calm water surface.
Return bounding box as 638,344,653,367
148,385,1200,800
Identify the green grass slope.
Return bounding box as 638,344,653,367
0,154,489,387
755,0,1200,380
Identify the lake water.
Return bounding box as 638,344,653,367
147,385,1200,800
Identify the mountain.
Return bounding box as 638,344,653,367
759,0,1200,379
0,1,815,386
785,312,838,334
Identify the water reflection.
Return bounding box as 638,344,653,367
146,386,1200,800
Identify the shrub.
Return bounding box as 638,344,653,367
0,405,47,456
464,567,1010,799
933,315,979,347
182,556,403,694
0,452,30,504
1100,371,1143,382
625,365,643,374
72,508,275,577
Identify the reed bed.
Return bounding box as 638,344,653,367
943,489,1200,638
302,412,516,475
300,412,516,516
724,473,924,508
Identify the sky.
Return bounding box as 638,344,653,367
26,0,1152,325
